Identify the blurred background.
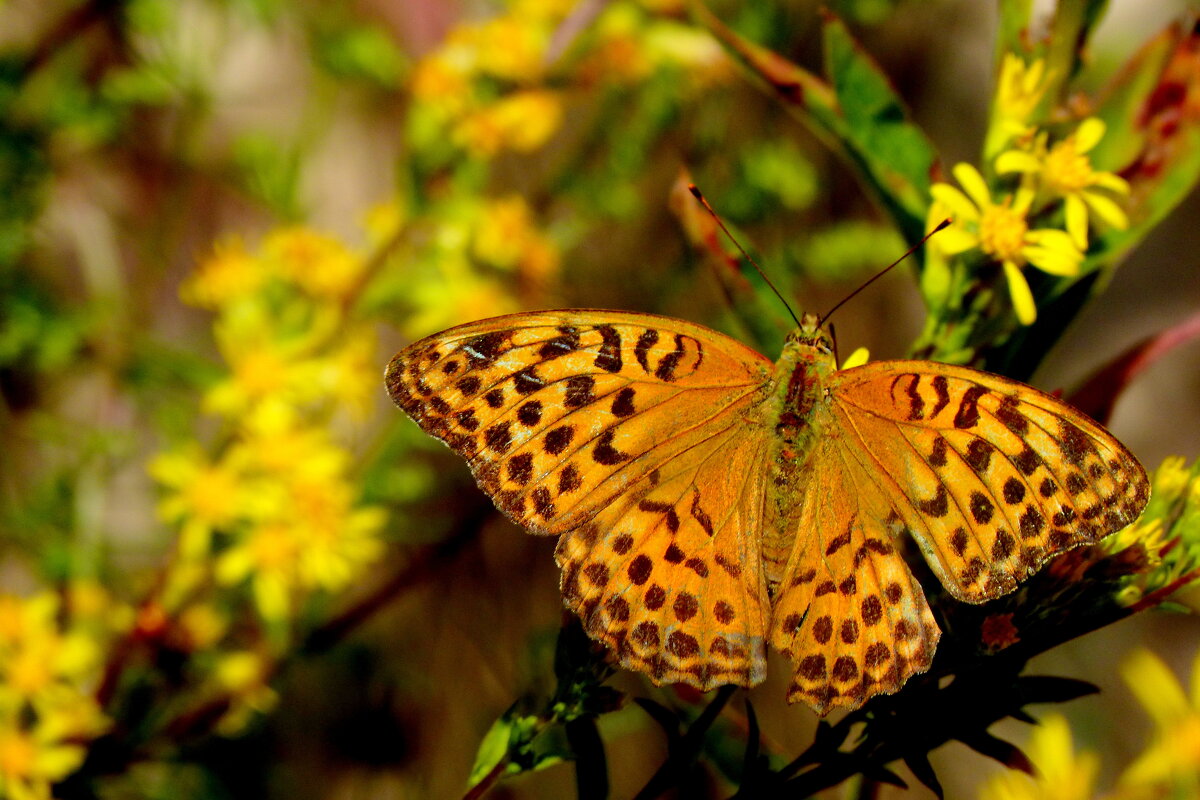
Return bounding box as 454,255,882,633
1,0,1198,798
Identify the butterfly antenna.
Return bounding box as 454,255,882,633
816,218,951,328
688,184,802,329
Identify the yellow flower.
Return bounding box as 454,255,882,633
410,51,474,113
212,651,278,736
1119,648,1200,794
987,55,1052,155
997,118,1131,249
470,16,548,82
930,163,1083,325
203,313,327,417
290,480,385,591
262,227,366,299
216,521,301,621
453,91,562,157
316,334,378,421
181,236,266,310
0,594,101,699
0,716,88,800
404,269,518,338
976,714,1098,800
150,446,261,556
473,195,536,270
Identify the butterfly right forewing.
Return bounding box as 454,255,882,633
825,361,1151,603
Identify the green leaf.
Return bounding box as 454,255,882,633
695,3,939,245
821,12,939,240
1046,0,1111,92
467,710,517,788
995,0,1033,67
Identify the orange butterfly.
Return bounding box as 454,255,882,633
386,310,1149,714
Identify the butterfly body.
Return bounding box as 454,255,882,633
387,309,1149,714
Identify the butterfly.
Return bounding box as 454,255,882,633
386,309,1149,714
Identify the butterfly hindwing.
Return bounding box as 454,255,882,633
556,418,773,689
769,438,941,714
825,361,1151,602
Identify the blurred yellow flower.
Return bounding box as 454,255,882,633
237,404,348,482
977,715,1098,800
453,91,562,157
0,593,112,800
930,163,1083,325
470,16,548,82
216,521,301,621
316,334,379,420
411,51,474,113
405,270,519,338
1119,648,1200,795
204,322,324,417
150,446,260,557
181,236,265,310
363,200,406,245
987,55,1052,155
997,118,1131,249
212,651,278,736
474,195,537,270
263,227,366,299
0,716,88,800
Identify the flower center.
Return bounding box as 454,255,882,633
978,203,1028,262
1043,140,1094,193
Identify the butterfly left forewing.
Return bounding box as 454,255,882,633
387,309,778,688
825,361,1151,603
385,310,772,535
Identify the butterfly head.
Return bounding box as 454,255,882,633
784,312,833,354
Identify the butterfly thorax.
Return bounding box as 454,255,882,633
760,320,838,588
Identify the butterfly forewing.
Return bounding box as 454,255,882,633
387,310,777,687
826,362,1151,602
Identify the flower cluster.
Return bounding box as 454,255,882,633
154,227,386,625
407,0,729,160
928,56,1130,325
0,587,126,800
1102,456,1200,610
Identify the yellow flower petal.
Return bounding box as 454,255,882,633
1123,648,1190,728
953,162,993,210
1093,171,1131,194
1023,243,1082,276
1074,117,1106,154
935,227,980,255
1065,194,1089,250
1003,260,1037,325
1081,190,1130,231
839,347,870,370
930,183,980,222
995,150,1041,175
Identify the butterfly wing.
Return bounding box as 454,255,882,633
768,434,941,714
386,310,777,687
769,359,1149,714
823,361,1151,602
